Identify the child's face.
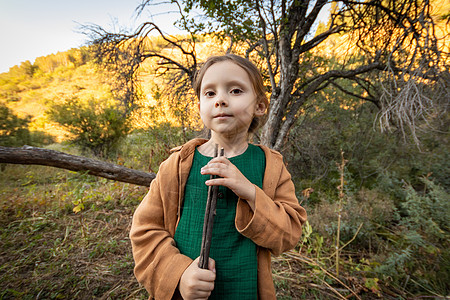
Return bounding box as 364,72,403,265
198,61,265,138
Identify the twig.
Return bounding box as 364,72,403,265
336,149,348,276
317,275,348,300
285,251,362,300
327,223,364,260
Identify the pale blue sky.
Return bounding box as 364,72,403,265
0,0,182,73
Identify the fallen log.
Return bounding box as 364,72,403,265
0,146,155,187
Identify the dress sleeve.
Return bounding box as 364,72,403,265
235,159,307,256
130,159,192,300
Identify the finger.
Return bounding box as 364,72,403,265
205,158,233,167
193,258,216,282
201,165,229,177
205,178,231,187
197,267,216,282
193,292,211,300
194,279,215,291
208,156,230,164
202,162,227,170
208,258,216,273
192,291,212,300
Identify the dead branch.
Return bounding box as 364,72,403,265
0,146,155,187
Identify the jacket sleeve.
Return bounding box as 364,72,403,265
130,159,192,299
235,154,307,256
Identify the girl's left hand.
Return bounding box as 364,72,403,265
201,157,256,208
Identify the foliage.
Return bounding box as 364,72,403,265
0,48,91,99
286,71,450,202
284,83,449,297
123,0,448,150
47,97,130,157
0,61,38,101
118,123,195,172
0,102,54,147
375,178,450,295
308,187,398,253
0,103,31,146
293,170,449,298
0,43,204,143
285,88,381,197
33,47,91,73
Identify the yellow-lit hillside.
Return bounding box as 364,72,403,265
0,34,235,142
0,48,114,141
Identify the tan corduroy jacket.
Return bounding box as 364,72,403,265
130,138,307,299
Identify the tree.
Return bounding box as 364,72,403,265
84,0,448,150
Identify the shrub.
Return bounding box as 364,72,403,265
0,103,54,147
47,97,130,157
307,188,398,251
375,178,450,295
118,124,195,171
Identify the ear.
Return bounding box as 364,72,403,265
197,101,201,111
254,101,267,117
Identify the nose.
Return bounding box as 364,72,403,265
215,99,227,108
215,93,228,108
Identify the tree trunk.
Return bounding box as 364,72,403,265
0,146,155,187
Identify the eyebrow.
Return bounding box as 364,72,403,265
201,80,249,91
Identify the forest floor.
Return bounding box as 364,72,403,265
0,165,148,299
0,164,443,299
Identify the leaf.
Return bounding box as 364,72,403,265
364,277,381,296
73,203,84,213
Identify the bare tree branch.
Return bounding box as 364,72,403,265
330,80,381,109
255,0,276,90
0,146,155,186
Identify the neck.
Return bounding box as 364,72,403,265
201,131,249,158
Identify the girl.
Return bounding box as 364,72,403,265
130,54,307,300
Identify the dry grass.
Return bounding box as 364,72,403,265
0,164,148,299
0,164,412,299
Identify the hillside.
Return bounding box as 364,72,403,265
0,48,114,141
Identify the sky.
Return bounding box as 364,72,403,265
0,0,183,73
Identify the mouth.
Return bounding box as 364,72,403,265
214,113,233,119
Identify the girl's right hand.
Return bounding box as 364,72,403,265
179,257,216,300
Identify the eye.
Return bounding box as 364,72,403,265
230,88,243,95
204,91,215,97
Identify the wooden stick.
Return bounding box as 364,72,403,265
199,144,224,269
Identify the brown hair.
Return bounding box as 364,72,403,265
193,54,268,133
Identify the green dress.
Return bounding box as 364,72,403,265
174,144,266,299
